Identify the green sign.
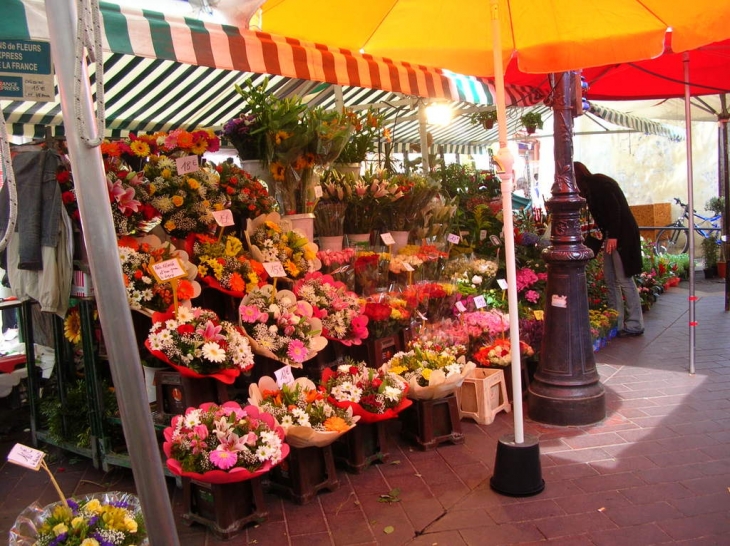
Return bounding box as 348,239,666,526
0,39,53,101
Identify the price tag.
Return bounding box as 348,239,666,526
314,185,323,198
7,443,45,470
331,265,350,274
263,261,287,277
274,365,295,387
455,301,467,312
380,232,395,246
490,235,502,246
402,262,415,272
151,258,187,282
175,155,200,175
497,279,508,290
212,209,235,227
480,230,487,241
534,310,544,320
447,233,460,244
417,311,428,321
473,295,487,309
551,294,567,308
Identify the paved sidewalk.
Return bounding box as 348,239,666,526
1,278,728,545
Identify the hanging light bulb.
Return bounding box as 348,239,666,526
425,102,453,125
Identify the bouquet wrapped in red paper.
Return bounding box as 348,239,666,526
320,358,411,423
145,306,254,384
163,401,289,484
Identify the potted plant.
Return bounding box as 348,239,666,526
705,196,725,216
469,109,499,130
701,235,719,278
521,111,543,134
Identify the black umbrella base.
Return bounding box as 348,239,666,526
490,434,544,497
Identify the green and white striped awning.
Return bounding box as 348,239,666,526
587,103,685,141
1,0,507,142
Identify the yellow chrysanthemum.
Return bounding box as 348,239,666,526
265,221,282,233
198,263,209,277
148,183,156,196
64,309,82,344
160,168,172,179
225,236,243,257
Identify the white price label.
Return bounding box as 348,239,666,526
331,265,350,274
314,185,323,198
263,261,287,278
175,155,200,175
274,365,295,387
551,295,567,308
497,279,509,290
473,295,487,309
402,262,415,272
151,258,187,282
455,301,467,312
447,233,461,244
490,235,502,246
212,209,235,227
380,232,395,246
7,443,45,470
480,230,488,241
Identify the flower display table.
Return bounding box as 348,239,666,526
332,421,391,473
182,477,268,540
154,370,229,423
267,444,340,504
399,393,464,450
456,368,511,425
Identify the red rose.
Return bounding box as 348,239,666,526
61,191,76,204
56,170,70,183
177,324,195,335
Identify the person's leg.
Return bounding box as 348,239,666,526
602,251,623,331
610,251,644,334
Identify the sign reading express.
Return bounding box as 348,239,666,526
0,40,54,102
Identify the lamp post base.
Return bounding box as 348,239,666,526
528,382,605,426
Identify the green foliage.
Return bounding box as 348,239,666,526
521,111,543,130
705,196,725,215
701,235,719,267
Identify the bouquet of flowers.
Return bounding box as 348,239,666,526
460,309,510,349
188,233,267,298
316,246,356,288
343,173,403,234
292,272,369,346
248,376,359,448
245,213,321,280
145,306,255,384
105,163,160,236
338,107,390,164
321,358,412,423
305,106,353,166
10,492,147,546
362,292,412,339
117,235,201,315
239,285,328,367
162,401,289,484
402,281,458,323
213,161,276,220
353,249,391,295
386,173,441,232
384,341,476,400
473,337,534,367
444,256,499,296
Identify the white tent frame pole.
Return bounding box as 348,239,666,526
418,101,430,172
44,2,180,542
683,53,697,376
490,0,524,444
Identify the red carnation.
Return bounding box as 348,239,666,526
177,324,195,335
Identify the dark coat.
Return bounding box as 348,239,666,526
582,173,642,277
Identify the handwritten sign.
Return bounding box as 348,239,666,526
402,262,415,272
331,265,350,275
8,443,45,470
497,279,509,290
175,155,200,175
455,301,467,312
480,229,488,241
380,232,395,246
447,233,461,244
490,235,502,246
212,209,235,227
274,365,295,387
314,185,323,198
151,259,187,283
473,295,487,309
263,261,287,278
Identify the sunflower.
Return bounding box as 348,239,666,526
64,308,82,344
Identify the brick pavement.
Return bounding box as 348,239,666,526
1,278,728,545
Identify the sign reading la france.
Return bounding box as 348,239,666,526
151,258,188,283
0,40,54,102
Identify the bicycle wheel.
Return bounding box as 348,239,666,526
654,226,689,255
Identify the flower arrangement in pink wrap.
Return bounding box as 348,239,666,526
292,272,368,346
145,306,254,384
163,402,289,484
238,285,328,367
320,358,412,424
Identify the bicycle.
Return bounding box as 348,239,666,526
654,197,722,255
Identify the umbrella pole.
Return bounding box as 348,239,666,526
487,0,543,498
683,54,697,375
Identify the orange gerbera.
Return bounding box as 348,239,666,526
323,416,350,432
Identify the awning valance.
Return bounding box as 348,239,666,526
587,103,685,141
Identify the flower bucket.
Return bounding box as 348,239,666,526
319,235,344,251
284,212,316,242
346,232,371,246
390,230,410,252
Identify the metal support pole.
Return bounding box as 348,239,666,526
684,54,696,375
44,2,180,544
418,102,430,172
527,72,605,426
719,95,729,311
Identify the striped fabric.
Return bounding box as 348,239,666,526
587,103,685,141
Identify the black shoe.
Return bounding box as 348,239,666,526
618,329,644,337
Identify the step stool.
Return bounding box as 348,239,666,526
456,368,511,425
